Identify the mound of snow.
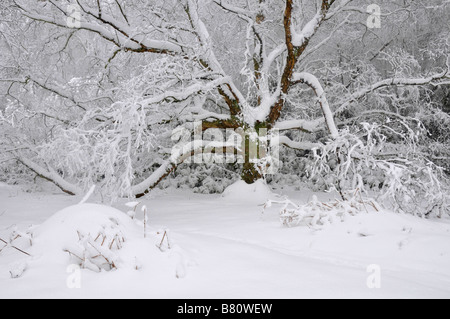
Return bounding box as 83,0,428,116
221,180,273,204
23,203,188,278
33,204,134,250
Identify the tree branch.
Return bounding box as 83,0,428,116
291,72,339,138
335,70,450,114
16,156,82,196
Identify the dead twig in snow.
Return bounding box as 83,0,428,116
87,242,117,269
63,249,84,262
0,237,32,257
157,230,171,251
142,205,148,238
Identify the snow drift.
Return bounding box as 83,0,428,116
14,203,188,280
221,180,273,205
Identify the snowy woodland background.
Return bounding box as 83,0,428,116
0,0,450,299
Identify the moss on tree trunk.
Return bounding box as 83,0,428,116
241,162,262,184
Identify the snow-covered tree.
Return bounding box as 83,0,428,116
0,0,449,213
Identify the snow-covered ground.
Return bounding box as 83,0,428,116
1,181,450,299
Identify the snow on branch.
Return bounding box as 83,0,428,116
185,0,247,108
291,72,339,139
261,44,287,78
312,124,450,218
14,0,183,55
291,13,322,47
132,139,237,198
290,0,335,47
141,77,232,106
212,0,254,19
1,76,87,112
275,136,321,151
17,156,82,196
335,71,450,115
274,118,325,133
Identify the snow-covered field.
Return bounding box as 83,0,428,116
1,181,450,299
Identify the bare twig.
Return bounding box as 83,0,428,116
142,205,148,238
158,230,171,250
109,238,116,250
87,242,116,269
63,249,84,262
0,237,32,257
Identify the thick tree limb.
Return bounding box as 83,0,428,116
133,141,237,198
291,72,339,138
268,0,336,124
17,157,82,196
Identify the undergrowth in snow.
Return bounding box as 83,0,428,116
1,202,189,280
266,190,382,229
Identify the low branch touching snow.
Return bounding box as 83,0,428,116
132,140,237,198
17,157,82,196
